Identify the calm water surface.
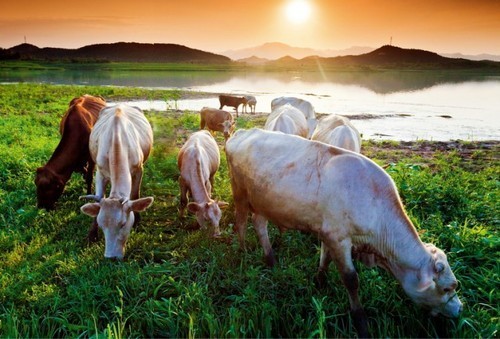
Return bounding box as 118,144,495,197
3,70,499,141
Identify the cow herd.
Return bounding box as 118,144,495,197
35,94,462,337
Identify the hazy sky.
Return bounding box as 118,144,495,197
2,0,500,55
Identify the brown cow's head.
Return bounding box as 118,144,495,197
220,120,236,140
80,196,154,260
35,167,66,210
401,243,463,318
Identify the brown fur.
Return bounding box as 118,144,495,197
35,95,106,209
219,95,247,117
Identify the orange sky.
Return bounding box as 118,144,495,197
2,0,500,55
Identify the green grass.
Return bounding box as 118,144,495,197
0,83,498,338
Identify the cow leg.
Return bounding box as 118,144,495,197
252,213,275,267
131,169,144,225
87,218,99,243
323,236,369,338
315,241,332,288
234,201,249,251
95,170,107,199
322,231,369,337
85,160,95,194
179,176,188,218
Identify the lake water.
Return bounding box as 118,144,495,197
2,69,499,141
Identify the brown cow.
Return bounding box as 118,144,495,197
200,107,235,141
35,95,106,210
219,94,247,117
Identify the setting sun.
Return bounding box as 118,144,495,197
285,0,312,24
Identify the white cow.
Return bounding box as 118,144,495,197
178,130,228,236
311,114,361,153
243,95,257,114
80,104,154,260
271,96,317,137
225,128,462,337
264,104,308,138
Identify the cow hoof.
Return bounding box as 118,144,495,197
314,270,328,289
264,251,276,267
351,308,370,338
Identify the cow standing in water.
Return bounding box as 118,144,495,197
225,128,462,337
35,95,106,210
80,104,154,260
219,95,247,117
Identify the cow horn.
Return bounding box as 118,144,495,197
79,195,101,202
119,198,129,205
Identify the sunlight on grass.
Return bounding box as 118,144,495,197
0,83,497,338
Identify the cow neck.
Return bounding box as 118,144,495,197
46,123,90,180
108,120,132,199
188,151,211,204
375,211,432,280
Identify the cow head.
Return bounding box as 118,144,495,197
220,120,236,140
187,200,229,236
401,243,463,318
80,196,154,259
35,167,66,210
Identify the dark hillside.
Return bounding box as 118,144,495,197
0,42,231,63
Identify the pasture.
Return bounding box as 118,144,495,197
0,83,498,337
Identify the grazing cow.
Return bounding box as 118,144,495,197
264,104,308,138
311,114,361,152
225,128,462,337
35,95,106,210
271,96,317,137
178,130,229,236
243,95,257,114
200,107,235,141
80,104,154,260
219,94,247,117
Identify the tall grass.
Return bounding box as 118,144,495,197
0,83,498,337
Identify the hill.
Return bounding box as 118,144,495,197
265,45,500,70
0,42,231,63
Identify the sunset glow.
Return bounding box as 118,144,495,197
285,0,312,24
1,0,500,55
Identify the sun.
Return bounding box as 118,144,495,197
285,0,312,24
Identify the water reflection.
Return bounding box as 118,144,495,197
2,69,499,141
2,68,498,94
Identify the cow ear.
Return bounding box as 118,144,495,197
217,201,229,209
187,202,202,214
126,197,154,213
81,203,101,217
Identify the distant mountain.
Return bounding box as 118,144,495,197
441,52,500,62
266,45,500,70
236,55,270,65
0,42,231,63
222,42,373,60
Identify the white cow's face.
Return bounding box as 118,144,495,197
81,197,154,259
403,244,463,318
188,200,229,237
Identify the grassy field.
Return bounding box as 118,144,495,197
0,83,498,338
